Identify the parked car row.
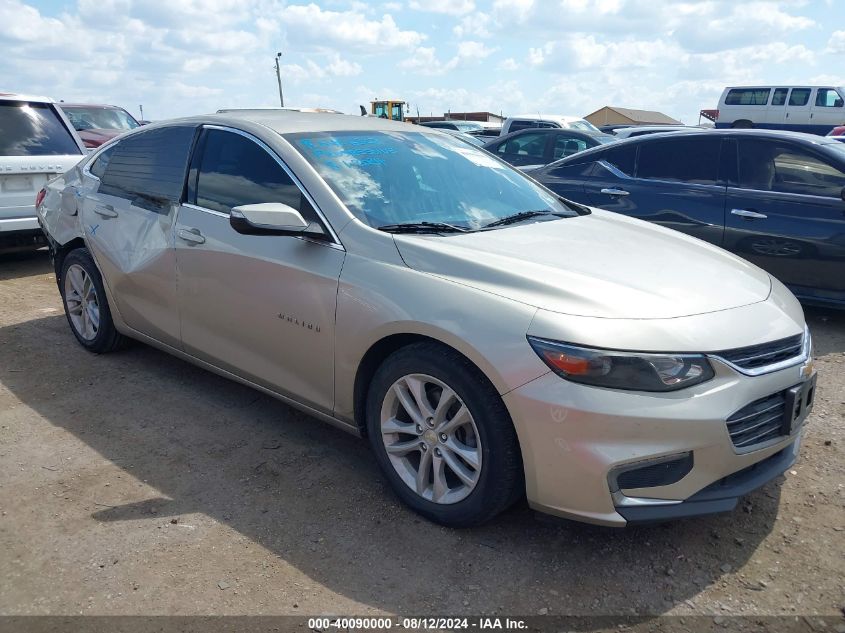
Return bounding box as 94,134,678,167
36,111,816,529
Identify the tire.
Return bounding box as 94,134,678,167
366,342,523,527
60,248,126,353
731,120,753,129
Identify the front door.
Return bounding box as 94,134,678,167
80,126,196,347
723,137,845,302
174,127,345,413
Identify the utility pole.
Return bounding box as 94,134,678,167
139,105,144,121
274,52,285,107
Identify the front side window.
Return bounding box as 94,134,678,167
194,129,314,219
725,88,771,105
553,136,588,159
738,139,845,197
636,137,720,185
816,88,844,108
772,88,789,106
0,101,82,156
497,132,547,158
287,131,576,230
99,126,194,204
788,88,811,106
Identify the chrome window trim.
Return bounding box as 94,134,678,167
199,124,344,249
708,326,811,377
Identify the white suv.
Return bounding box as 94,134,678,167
0,93,86,251
500,114,600,136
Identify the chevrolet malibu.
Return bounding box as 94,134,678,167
37,112,816,527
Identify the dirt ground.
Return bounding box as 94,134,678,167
0,250,843,621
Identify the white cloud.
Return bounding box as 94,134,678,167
400,40,496,75
453,12,492,38
498,58,519,71
408,0,475,16
278,4,424,51
827,30,845,54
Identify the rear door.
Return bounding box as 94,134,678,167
584,136,727,245
0,100,85,234
781,88,813,130
174,126,345,413
723,137,845,301
79,125,196,348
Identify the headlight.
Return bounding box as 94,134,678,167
527,337,715,392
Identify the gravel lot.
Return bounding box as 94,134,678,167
0,250,843,621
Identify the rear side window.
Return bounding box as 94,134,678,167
600,144,637,176
725,89,771,105
0,101,82,156
98,126,195,205
816,88,844,108
636,137,721,185
193,129,316,220
772,88,789,106
508,120,536,133
497,132,547,158
738,139,845,197
89,145,115,179
788,89,811,106
553,136,588,159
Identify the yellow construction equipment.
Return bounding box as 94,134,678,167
370,99,406,121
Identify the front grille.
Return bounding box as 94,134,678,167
726,392,787,449
714,334,803,371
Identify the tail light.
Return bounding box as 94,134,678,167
35,188,46,209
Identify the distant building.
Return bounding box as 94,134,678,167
405,111,504,126
585,106,683,127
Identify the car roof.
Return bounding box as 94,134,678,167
142,111,424,135
540,128,843,170
0,93,54,103
507,114,583,123
59,103,128,109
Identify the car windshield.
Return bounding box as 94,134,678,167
287,130,577,230
62,106,139,131
0,101,82,156
570,120,600,132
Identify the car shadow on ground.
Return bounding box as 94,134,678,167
0,309,801,616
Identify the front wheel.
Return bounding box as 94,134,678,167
366,342,523,527
60,248,126,353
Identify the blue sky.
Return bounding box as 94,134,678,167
1,0,843,124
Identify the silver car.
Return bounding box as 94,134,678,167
37,112,816,527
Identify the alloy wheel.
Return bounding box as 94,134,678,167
64,263,100,341
380,373,482,504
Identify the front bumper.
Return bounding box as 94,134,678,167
503,358,813,527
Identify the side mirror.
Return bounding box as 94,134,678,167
230,202,328,239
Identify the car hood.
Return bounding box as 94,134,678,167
392,209,772,319
78,129,123,147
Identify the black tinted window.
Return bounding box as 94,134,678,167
99,126,194,204
636,137,720,184
0,101,81,156
497,132,547,158
600,144,637,176
508,120,535,132
195,129,314,219
772,88,788,106
788,89,811,106
725,88,770,105
552,135,589,159
89,146,115,179
738,139,845,197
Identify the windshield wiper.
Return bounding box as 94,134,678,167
377,221,470,234
481,210,557,229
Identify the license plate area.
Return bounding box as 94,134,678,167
783,374,816,434
1,174,34,193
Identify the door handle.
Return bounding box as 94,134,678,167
731,208,768,220
600,188,630,197
177,228,206,245
93,204,118,218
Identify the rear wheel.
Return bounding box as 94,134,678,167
60,248,126,353
366,342,523,527
731,120,753,129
